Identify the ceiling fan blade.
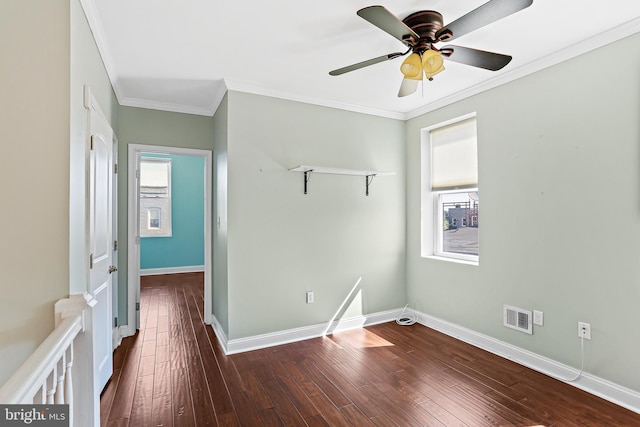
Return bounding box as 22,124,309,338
329,52,405,76
357,6,419,46
436,0,533,42
442,45,512,71
398,78,419,97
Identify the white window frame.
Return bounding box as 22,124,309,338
421,113,479,265
433,189,479,263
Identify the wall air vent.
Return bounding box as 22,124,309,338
503,305,533,334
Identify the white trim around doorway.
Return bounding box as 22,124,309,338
126,144,213,337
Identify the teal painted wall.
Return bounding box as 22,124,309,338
140,154,205,269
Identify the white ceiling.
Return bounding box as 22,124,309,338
82,0,640,120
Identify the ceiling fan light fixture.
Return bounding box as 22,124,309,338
400,52,423,80
422,49,445,80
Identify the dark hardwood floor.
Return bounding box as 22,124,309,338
100,273,640,426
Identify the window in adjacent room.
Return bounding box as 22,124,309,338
148,207,161,229
421,114,478,264
139,157,172,237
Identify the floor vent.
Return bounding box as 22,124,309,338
503,305,533,334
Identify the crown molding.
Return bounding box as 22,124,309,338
224,80,406,120
119,78,227,117
79,0,124,103
81,0,640,121
118,96,214,116
404,16,640,120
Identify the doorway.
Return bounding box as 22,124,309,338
127,144,213,335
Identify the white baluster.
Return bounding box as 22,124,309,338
65,345,74,426
55,354,66,404
46,366,56,404
38,383,46,404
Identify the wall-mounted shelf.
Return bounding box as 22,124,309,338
289,165,395,196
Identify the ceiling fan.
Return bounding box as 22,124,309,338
329,0,533,97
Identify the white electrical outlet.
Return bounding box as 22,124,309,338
578,321,591,340
533,310,544,326
306,291,314,304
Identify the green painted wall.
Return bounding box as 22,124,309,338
224,92,406,339
117,106,215,323
406,32,640,392
69,0,119,297
212,93,229,335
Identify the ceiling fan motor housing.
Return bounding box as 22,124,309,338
402,11,452,53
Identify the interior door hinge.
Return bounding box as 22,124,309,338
90,135,94,150
89,253,94,269
114,317,118,328
136,303,140,311
114,240,118,251
135,236,140,245
114,164,118,174
136,169,140,179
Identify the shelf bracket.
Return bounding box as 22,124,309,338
304,170,312,195
365,174,375,196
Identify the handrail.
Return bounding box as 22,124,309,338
0,315,82,403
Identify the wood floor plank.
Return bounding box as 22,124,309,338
274,375,322,420
260,379,307,426
155,344,171,363
418,400,467,427
307,392,352,426
102,273,640,427
137,355,155,377
171,368,196,427
99,368,121,426
183,286,237,417
107,346,141,421
105,418,129,427
339,404,377,427
152,396,174,427
256,407,284,426
128,371,154,427
153,360,171,398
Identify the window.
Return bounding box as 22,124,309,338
148,207,161,229
422,115,478,263
139,157,172,237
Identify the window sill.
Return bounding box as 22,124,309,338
422,255,479,266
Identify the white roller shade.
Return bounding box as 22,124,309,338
140,159,170,187
430,117,477,190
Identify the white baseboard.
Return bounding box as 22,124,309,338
112,325,129,350
210,314,228,351
202,307,640,415
210,308,402,355
140,265,205,276
415,310,640,415
119,323,137,340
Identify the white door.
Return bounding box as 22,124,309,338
111,136,119,347
89,106,114,393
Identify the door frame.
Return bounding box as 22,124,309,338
111,134,119,348
127,144,213,335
